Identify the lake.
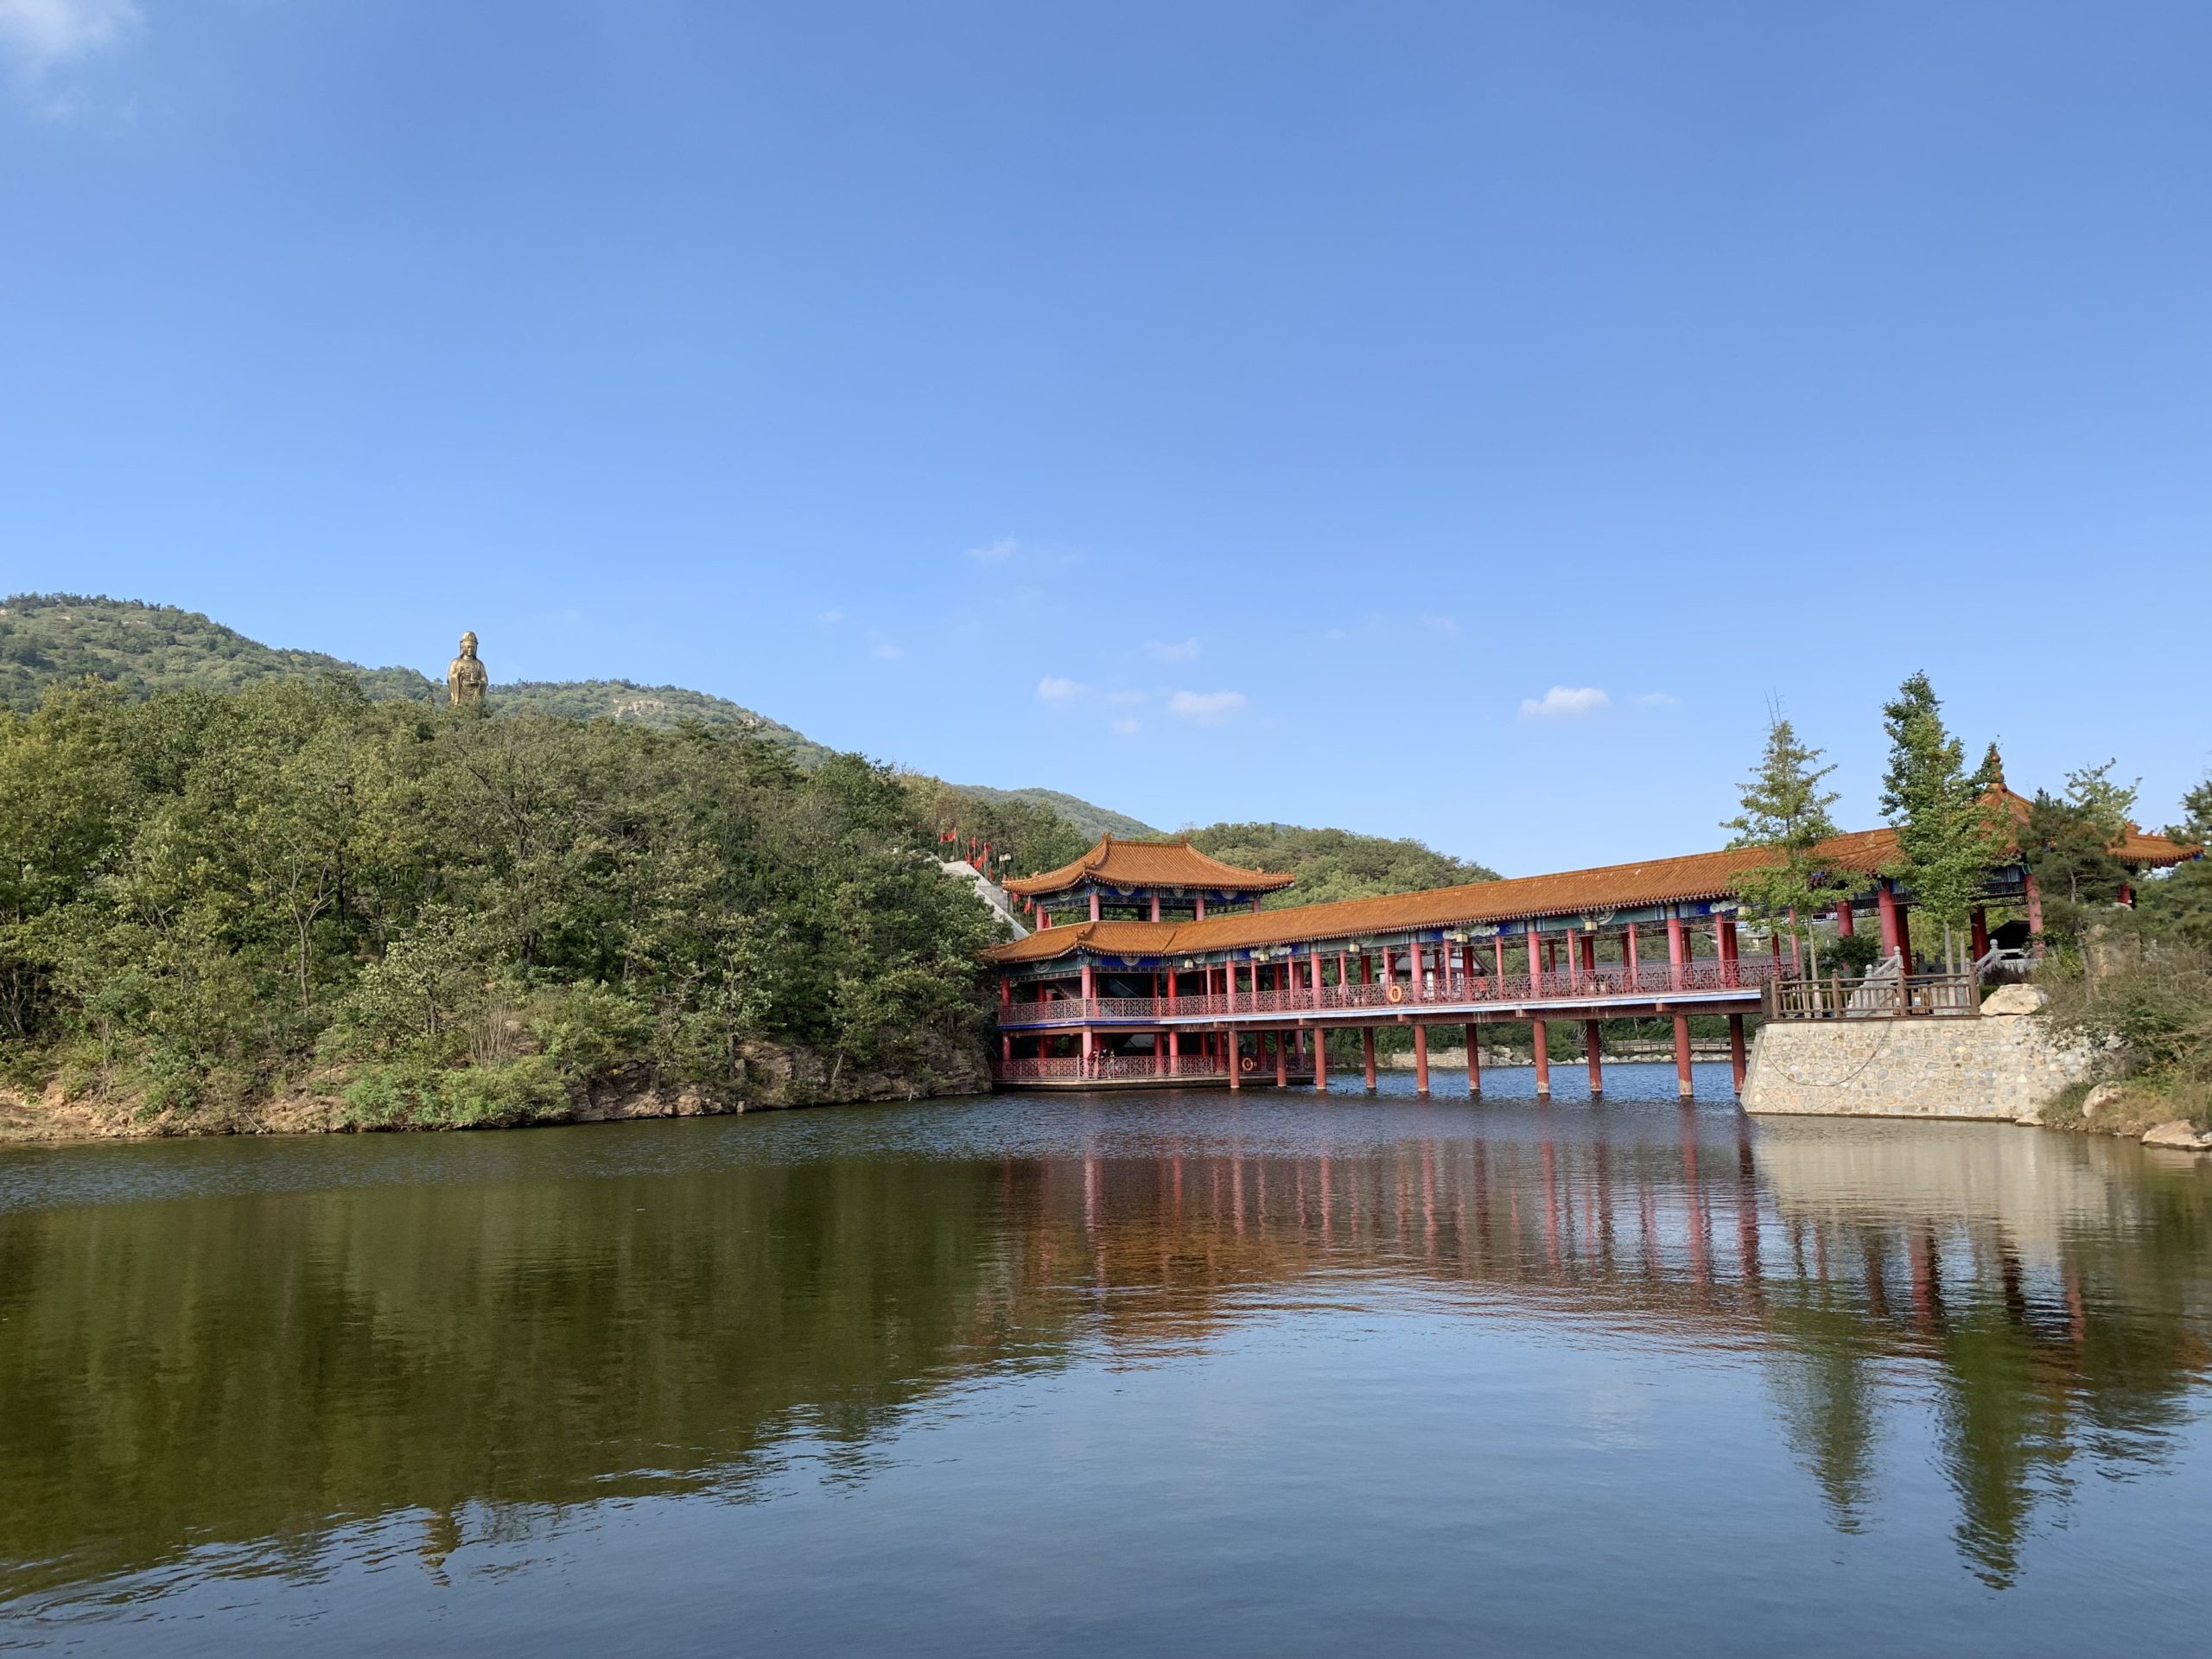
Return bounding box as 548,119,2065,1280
3,1063,2209,1655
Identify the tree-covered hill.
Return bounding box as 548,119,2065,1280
947,784,1158,841
1188,822,1500,906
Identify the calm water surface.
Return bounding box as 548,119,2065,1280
3,1063,2209,1655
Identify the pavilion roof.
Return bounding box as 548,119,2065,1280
979,807,2202,968
1002,835,1295,899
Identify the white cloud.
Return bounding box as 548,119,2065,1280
1420,614,1460,637
1036,676,1084,702
872,643,903,661
1110,718,1141,735
1519,685,1610,720
1105,690,1147,706
1144,637,1200,662
1167,690,1248,726
817,609,845,625
0,0,138,75
964,536,1020,564
1637,691,1680,707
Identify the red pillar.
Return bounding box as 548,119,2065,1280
2024,871,2045,957
1727,1013,1747,1095
1195,894,1207,920
1313,1027,1328,1092
1877,881,1903,960
1666,913,1686,991
1719,917,1738,987
1465,1022,1480,1095
1625,921,1640,989
1149,894,1161,923
1090,891,1102,923
1494,936,1507,982
1363,1028,1377,1091
1834,898,1853,937
1413,1024,1430,1096
1672,1012,1694,1100
1531,1019,1551,1098
1275,1030,1288,1087
1970,906,1990,959
1528,925,1543,991
1585,1020,1603,1096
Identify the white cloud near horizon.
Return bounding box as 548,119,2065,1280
1519,685,1610,720
0,0,137,75
1144,637,1199,662
1167,690,1247,725
1036,676,1083,702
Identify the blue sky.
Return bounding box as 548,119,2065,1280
4,2,2207,875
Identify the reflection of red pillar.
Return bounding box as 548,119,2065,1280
1727,1014,1746,1094
1363,1028,1377,1091
1877,881,1902,959
1465,1022,1481,1095
1970,906,1989,959
1413,1024,1430,1096
1531,1019,1551,1098
1672,1012,1694,1099
2024,871,2044,956
1585,1020,1603,1096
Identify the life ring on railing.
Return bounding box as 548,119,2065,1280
1385,982,1405,1005
1239,1054,1257,1073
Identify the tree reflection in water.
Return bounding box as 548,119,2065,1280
1,1102,2206,1610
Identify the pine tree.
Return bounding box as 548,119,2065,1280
1878,673,2003,969
1724,709,1863,969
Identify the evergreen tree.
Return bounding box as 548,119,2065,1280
1878,673,2002,965
1723,709,1862,965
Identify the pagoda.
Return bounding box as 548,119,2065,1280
1006,836,1294,926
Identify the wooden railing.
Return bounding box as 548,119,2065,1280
1764,969,1980,1020
1000,956,1780,1028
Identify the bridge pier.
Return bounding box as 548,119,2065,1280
1413,1024,1431,1096
1728,1014,1747,1093
1465,1022,1480,1096
1673,1013,1694,1099
1313,1027,1329,1092
1363,1028,1377,1091
1585,1020,1603,1098
1532,1019,1551,1099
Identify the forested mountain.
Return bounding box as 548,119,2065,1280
1188,823,1500,906
948,784,1157,841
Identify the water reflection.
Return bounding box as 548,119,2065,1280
2,1093,2208,1618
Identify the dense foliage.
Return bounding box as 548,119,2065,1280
1188,823,1498,907
1878,674,2004,956
1724,710,1863,960
0,680,1001,1123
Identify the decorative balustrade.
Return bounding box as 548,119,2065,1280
1765,969,1980,1020
999,955,1781,1028
988,1053,1275,1084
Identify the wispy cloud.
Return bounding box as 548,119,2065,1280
1519,685,1610,720
964,536,1020,564
1110,718,1141,736
1636,691,1680,707
1144,637,1200,662
1420,614,1460,638
1036,676,1084,702
0,0,137,84
872,641,903,661
817,609,845,625
1167,690,1248,726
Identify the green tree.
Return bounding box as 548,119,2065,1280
1723,709,1863,970
1878,674,2002,969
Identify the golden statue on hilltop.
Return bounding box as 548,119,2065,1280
447,631,489,708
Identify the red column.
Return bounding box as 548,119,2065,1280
1625,921,1640,989
1585,1020,1603,1096
1494,936,1507,981
1970,906,1990,959
1528,926,1543,991
1150,894,1161,923
1227,1030,1240,1090
1225,959,1237,1014
1531,1020,1551,1098
2024,871,2044,957
1667,914,1686,991
1196,894,1207,920
1672,1012,1694,1100
1274,1031,1288,1087
1465,1022,1481,1095
1834,899,1853,937
1877,881,1902,960
1313,1027,1328,1092
1727,1013,1747,1094
1719,918,1738,987
1363,1028,1377,1091
1090,891,1102,922
1413,1023,1430,1096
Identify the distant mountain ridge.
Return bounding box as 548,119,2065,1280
0,594,1123,831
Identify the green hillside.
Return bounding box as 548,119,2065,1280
948,784,1158,841
1188,822,1500,906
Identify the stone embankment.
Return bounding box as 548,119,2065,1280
1741,984,2099,1125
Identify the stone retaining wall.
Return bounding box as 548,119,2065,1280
1742,1012,2094,1121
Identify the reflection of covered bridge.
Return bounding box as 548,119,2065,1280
982,775,2199,1099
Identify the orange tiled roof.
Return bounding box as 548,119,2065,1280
1003,836,1295,899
